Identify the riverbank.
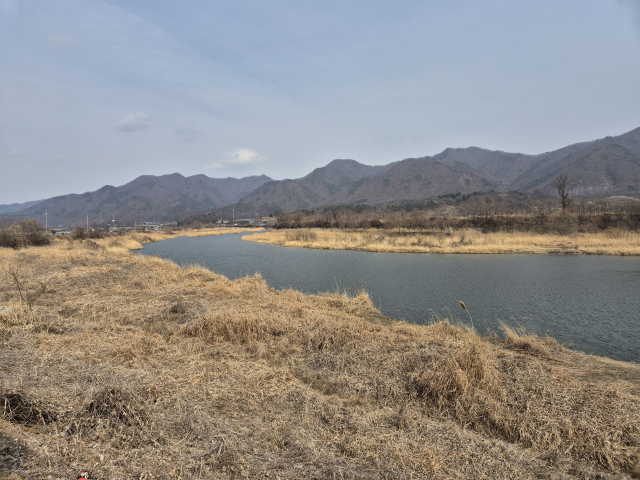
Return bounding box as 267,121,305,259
243,228,640,255
66,226,264,255
118,226,265,248
1,236,639,478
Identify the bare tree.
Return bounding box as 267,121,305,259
2,265,48,310
552,174,572,211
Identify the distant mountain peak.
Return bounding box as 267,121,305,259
10,126,640,223
13,173,272,226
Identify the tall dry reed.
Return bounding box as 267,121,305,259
245,227,640,255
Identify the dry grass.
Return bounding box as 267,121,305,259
0,234,639,479
244,228,640,255
126,226,264,248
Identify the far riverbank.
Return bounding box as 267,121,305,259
243,228,640,255
99,226,266,252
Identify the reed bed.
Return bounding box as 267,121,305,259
245,228,640,255
0,235,639,478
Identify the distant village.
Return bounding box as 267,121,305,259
49,218,267,236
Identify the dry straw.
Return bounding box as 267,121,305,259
0,230,639,478
245,227,640,255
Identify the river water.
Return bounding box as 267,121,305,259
139,232,640,363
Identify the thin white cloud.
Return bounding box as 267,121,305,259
46,35,76,50
172,122,202,142
116,113,150,133
206,149,265,170
8,150,22,157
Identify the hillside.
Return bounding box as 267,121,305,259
328,157,493,205
207,175,275,203
433,147,536,186
435,127,640,195
240,159,390,211
238,179,326,212
239,158,492,211
14,173,271,226
238,128,640,213
299,159,391,198
0,199,43,215
512,137,640,195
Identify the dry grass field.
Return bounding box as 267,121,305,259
244,228,640,255
142,227,265,241
1,231,639,479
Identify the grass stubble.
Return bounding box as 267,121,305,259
244,228,640,255
0,229,639,479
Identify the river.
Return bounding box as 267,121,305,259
139,232,640,362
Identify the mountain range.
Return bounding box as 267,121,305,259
0,199,43,215
235,126,640,212
434,127,640,195
12,174,272,227
6,127,640,226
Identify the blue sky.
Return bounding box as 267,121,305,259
1,0,639,204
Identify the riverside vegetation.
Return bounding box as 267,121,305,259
244,227,640,255
244,209,640,255
1,230,640,479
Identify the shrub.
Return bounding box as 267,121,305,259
0,230,20,249
74,227,87,240
88,228,104,239
0,219,50,249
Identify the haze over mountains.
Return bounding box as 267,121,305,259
6,127,640,226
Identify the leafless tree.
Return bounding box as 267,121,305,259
2,265,48,310
552,174,572,211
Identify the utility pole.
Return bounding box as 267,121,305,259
45,211,48,234
233,208,235,222
86,213,89,231
112,213,115,230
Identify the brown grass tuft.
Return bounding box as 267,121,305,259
501,323,554,357
0,230,638,478
169,300,187,314
411,344,490,405
182,309,290,344
83,387,148,427
634,458,640,479
1,390,58,425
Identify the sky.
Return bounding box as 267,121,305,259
1,0,640,204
